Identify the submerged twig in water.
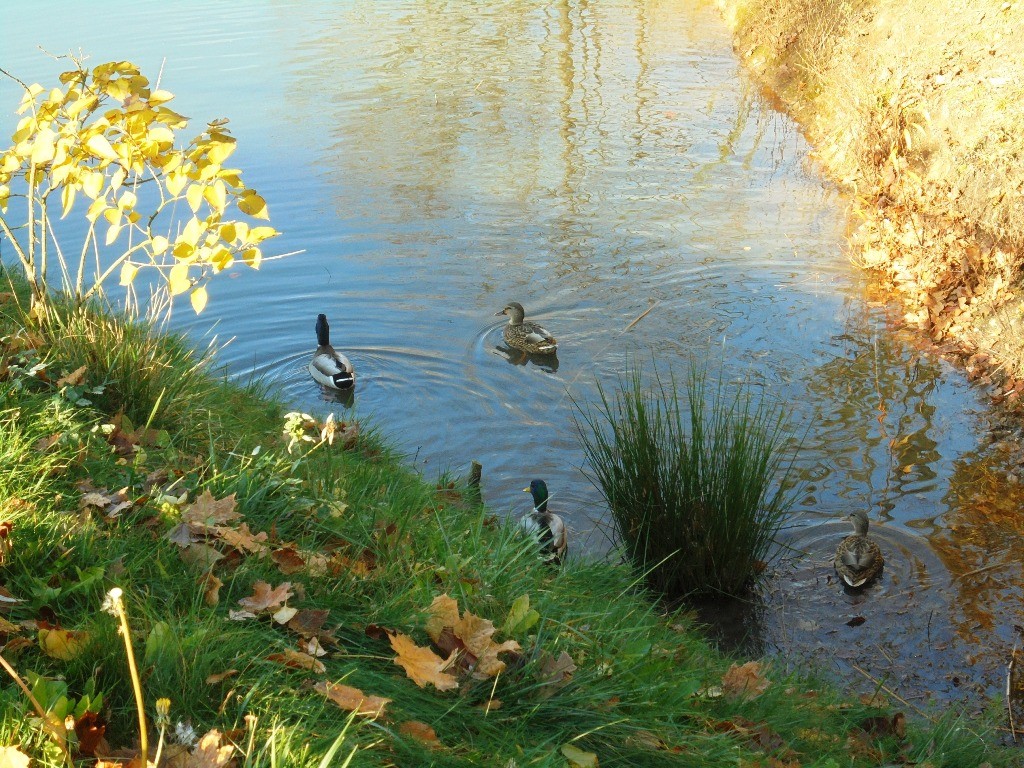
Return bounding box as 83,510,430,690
849,663,934,722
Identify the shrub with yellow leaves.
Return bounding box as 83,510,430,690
0,58,279,316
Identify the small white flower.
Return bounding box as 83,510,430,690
174,720,199,747
101,587,123,616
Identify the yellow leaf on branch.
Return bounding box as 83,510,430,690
169,262,191,296
190,285,208,314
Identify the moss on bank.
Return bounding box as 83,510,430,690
717,0,1024,391
0,284,1015,764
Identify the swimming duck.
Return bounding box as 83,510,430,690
834,510,883,588
495,302,558,355
521,479,567,565
308,314,355,390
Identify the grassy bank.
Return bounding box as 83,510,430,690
716,0,1024,394
0,283,1013,766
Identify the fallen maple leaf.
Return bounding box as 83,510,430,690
179,543,224,570
286,608,330,639
425,594,461,641
217,523,269,556
267,648,326,673
425,594,521,679
537,650,576,696
38,627,90,660
183,491,240,527
398,720,442,748
315,680,390,717
187,729,234,768
238,581,293,613
271,546,306,574
74,710,107,756
721,661,771,700
389,632,459,691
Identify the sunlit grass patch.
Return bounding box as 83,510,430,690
576,363,800,599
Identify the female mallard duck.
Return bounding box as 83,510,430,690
308,314,355,390
495,302,558,355
834,510,883,588
521,479,568,565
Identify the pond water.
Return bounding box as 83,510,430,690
4,0,1022,714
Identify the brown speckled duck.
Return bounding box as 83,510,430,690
834,510,883,588
495,302,558,355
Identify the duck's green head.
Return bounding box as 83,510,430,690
524,479,549,512
495,302,526,324
315,314,331,346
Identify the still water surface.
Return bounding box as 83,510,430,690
4,0,1022,709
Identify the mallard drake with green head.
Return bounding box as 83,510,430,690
834,510,883,588
521,479,567,565
309,314,355,390
495,302,558,355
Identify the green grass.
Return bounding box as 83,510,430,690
575,364,800,599
0,280,1014,766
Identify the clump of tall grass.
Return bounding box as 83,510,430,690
575,363,800,599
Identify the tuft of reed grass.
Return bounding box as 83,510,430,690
575,363,799,599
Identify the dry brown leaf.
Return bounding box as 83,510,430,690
0,616,20,634
398,720,442,748
389,632,459,691
74,710,107,756
425,594,461,642
271,546,306,574
56,364,87,388
722,661,771,700
34,432,61,453
538,650,577,690
217,522,269,555
186,729,234,768
179,543,224,570
183,491,240,527
205,669,239,685
238,581,293,613
286,608,329,639
267,648,326,673
425,594,520,679
315,680,390,717
200,572,223,607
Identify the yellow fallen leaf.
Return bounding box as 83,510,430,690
561,744,599,767
389,632,458,691
314,681,390,717
187,729,234,768
0,745,30,768
398,720,442,748
38,627,90,660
